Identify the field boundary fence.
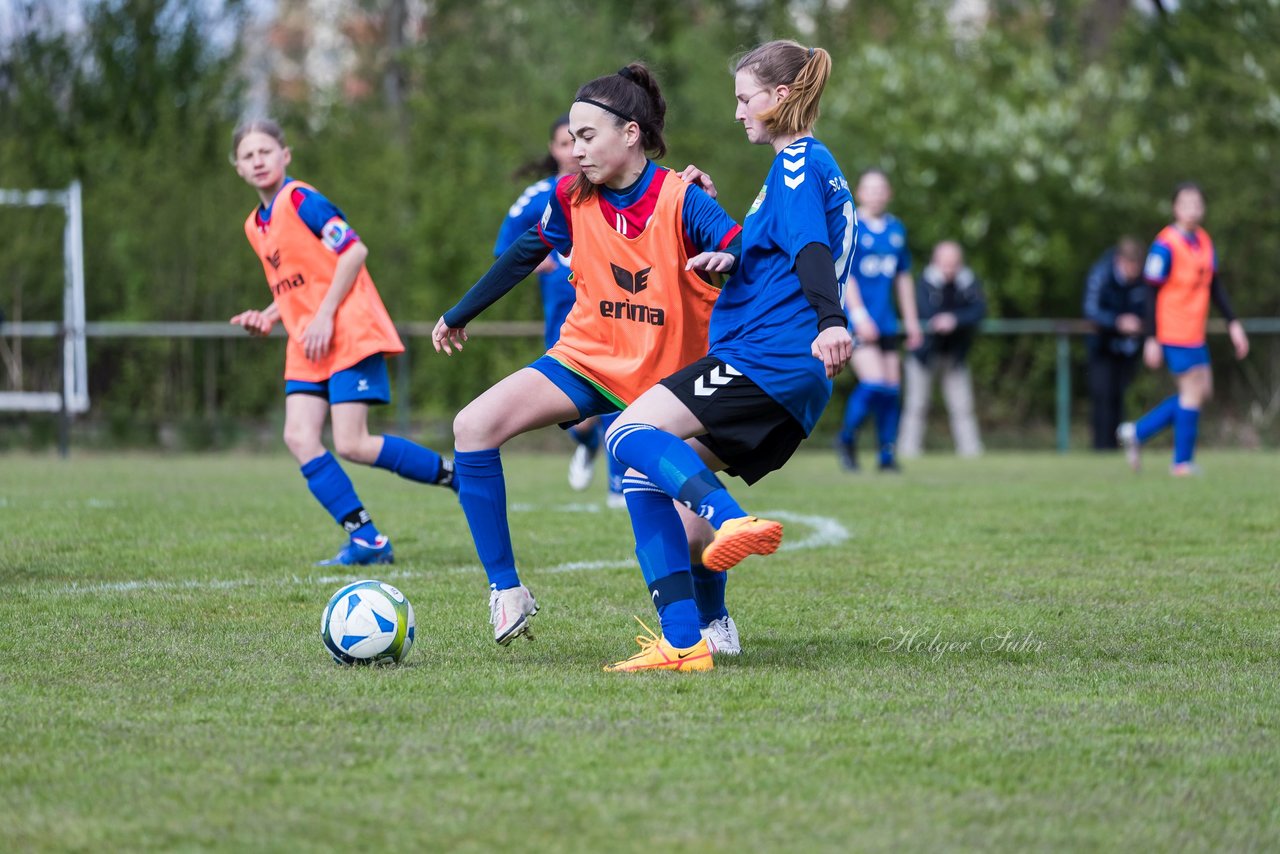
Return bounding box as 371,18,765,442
3,317,1279,456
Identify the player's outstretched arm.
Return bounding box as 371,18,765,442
435,229,551,356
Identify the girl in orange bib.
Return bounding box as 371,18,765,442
431,64,742,649
1118,182,1249,475
229,119,456,566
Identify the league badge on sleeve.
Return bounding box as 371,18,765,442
321,217,356,253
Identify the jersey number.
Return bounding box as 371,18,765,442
833,201,856,302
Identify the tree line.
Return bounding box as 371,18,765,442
1,0,1276,448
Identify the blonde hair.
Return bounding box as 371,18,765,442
734,40,831,137
229,118,287,163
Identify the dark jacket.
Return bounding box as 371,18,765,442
911,263,987,365
1082,249,1147,358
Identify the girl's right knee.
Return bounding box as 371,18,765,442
453,405,497,450
282,426,322,462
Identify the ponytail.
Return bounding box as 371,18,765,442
513,113,571,181
734,41,831,138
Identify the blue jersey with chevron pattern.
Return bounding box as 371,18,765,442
850,214,911,335
708,137,857,434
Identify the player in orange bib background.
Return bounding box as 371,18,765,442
1118,182,1249,475
229,119,456,566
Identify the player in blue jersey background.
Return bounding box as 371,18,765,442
605,40,856,672
494,114,626,505
835,169,921,472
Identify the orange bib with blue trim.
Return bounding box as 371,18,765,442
244,180,403,382
547,173,719,405
1154,225,1215,347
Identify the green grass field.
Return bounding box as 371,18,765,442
2,450,1278,852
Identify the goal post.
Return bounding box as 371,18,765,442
0,180,89,417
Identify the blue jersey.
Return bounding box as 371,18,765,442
495,176,575,348
850,214,911,334
709,138,857,434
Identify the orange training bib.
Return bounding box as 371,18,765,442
1153,225,1215,347
547,172,720,405
243,180,403,382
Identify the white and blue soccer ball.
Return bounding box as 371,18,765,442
321,580,415,665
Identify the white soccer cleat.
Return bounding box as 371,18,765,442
1117,422,1140,472
568,445,596,492
700,615,741,656
489,584,539,645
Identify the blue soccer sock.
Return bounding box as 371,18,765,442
622,475,701,649
607,423,746,528
1173,405,1200,465
301,451,381,543
373,435,451,486
1135,395,1179,444
840,383,876,445
691,562,728,628
454,448,520,590
875,384,902,466
600,413,626,496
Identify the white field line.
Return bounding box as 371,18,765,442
44,509,850,596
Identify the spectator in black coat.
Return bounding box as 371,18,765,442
1083,237,1147,450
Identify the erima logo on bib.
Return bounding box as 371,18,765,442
611,263,651,294
265,249,281,270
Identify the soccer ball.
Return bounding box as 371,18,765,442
321,580,415,665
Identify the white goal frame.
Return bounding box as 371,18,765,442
0,180,88,414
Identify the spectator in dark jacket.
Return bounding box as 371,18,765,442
900,241,987,457
1083,238,1147,450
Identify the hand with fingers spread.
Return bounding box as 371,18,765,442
432,316,469,355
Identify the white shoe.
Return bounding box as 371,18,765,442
605,491,628,510
1117,422,1140,472
568,445,596,492
700,615,741,656
489,584,539,645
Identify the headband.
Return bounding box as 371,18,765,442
574,97,637,126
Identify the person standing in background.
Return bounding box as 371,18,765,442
834,169,921,473
899,241,985,458
1083,238,1147,450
